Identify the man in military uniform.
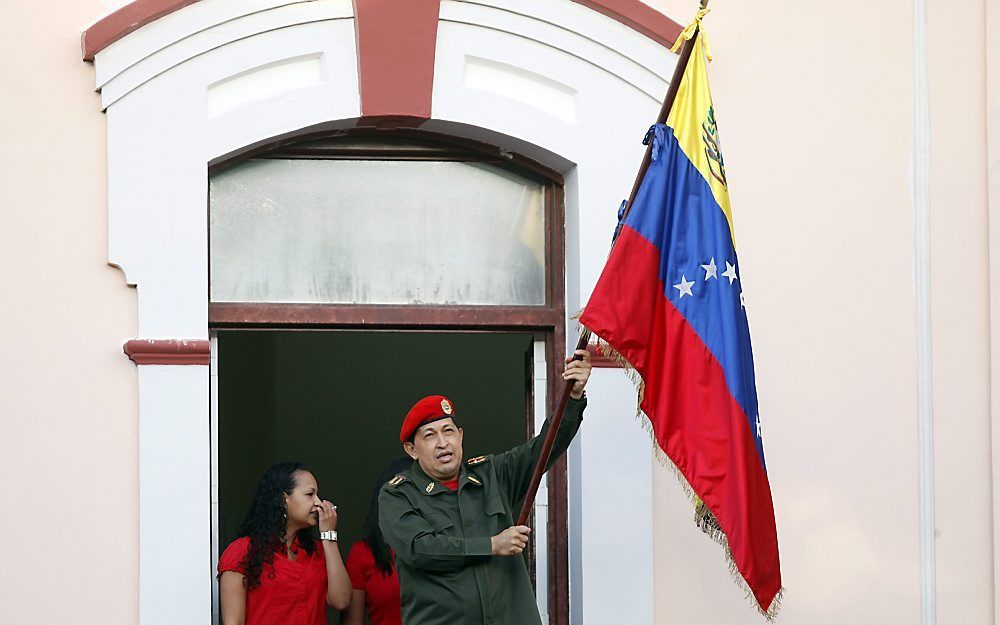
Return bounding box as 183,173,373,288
378,350,592,625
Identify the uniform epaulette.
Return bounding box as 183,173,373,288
387,473,408,487
466,455,491,466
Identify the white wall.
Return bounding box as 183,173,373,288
573,370,652,625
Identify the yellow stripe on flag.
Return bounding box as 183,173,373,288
666,35,735,247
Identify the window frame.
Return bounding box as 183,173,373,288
207,129,572,623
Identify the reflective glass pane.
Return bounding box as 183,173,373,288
210,159,546,305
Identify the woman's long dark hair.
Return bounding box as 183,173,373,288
365,457,413,576
238,461,317,590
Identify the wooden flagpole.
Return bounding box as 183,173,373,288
516,1,709,527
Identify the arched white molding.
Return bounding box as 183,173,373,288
431,0,674,294
87,1,676,623
102,5,359,335
429,4,673,623
93,4,360,624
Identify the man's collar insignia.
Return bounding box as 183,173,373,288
387,474,407,487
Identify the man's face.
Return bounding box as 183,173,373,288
403,418,464,481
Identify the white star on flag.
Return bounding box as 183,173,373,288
756,416,762,438
701,258,718,281
673,275,694,299
722,261,738,285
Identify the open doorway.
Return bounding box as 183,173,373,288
214,330,537,623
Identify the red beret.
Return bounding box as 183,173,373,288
400,395,457,442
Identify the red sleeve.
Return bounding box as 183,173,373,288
345,541,373,591
218,537,250,576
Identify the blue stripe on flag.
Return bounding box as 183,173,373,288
624,125,765,467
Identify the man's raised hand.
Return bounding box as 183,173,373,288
491,525,531,556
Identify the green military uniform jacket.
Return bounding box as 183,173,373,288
378,395,587,625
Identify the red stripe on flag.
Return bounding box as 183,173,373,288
581,225,781,610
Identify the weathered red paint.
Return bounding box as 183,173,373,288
586,343,623,368
570,0,682,48
123,339,211,365
82,0,198,62
353,0,441,123
81,0,682,63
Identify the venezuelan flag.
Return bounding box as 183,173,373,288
580,23,782,616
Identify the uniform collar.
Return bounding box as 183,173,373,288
411,461,483,495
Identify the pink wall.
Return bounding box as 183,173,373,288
646,0,995,623
0,2,138,624
990,1,1000,620
926,1,991,622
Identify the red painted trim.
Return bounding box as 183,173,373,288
209,304,562,329
353,0,440,121
586,344,621,368
570,0,683,49
82,0,198,62
82,0,682,63
123,339,211,365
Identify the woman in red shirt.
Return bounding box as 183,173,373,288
218,462,352,625
341,458,412,625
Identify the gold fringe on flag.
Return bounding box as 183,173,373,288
585,331,786,620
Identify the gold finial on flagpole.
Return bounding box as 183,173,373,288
700,0,709,9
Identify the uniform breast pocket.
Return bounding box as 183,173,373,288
424,511,455,533
485,495,510,530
